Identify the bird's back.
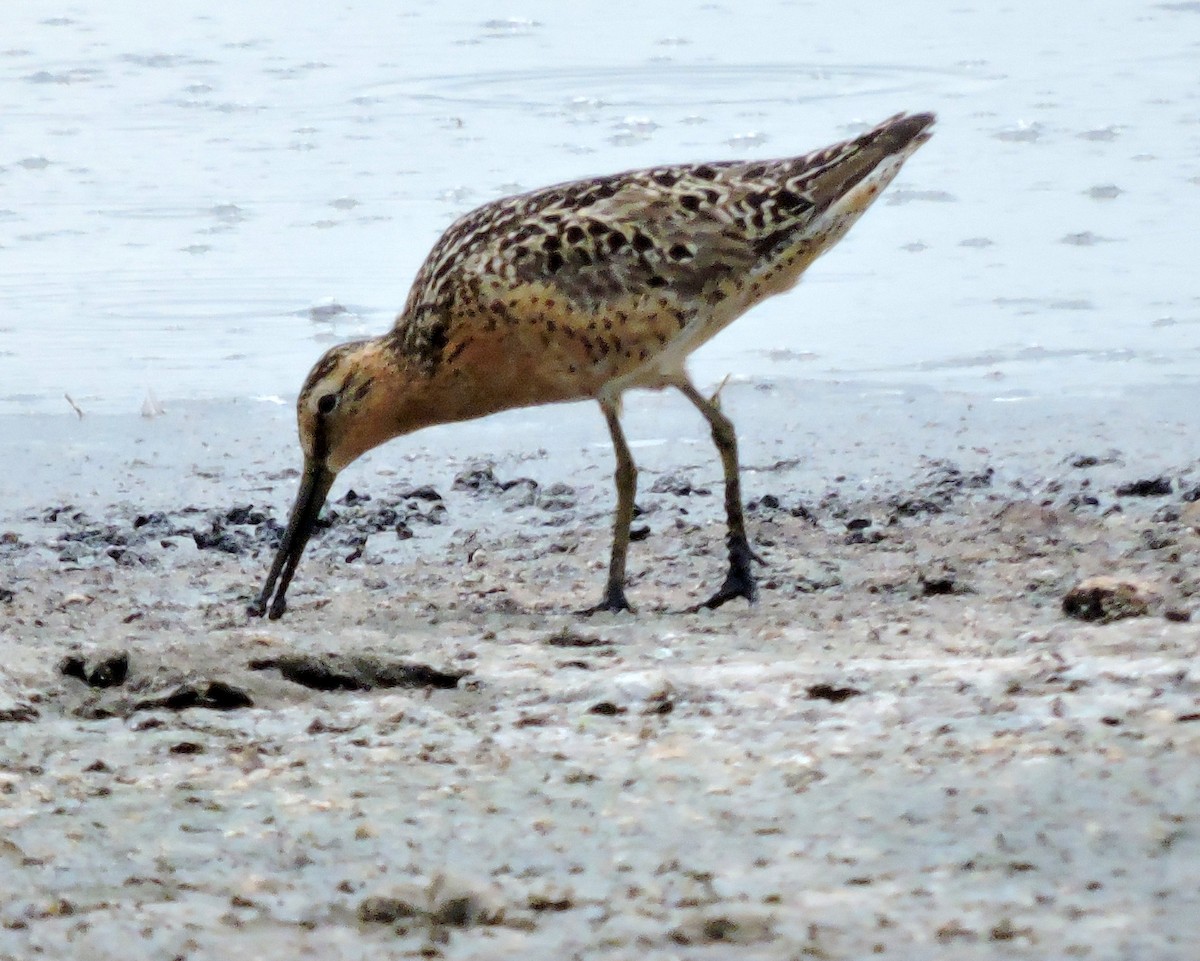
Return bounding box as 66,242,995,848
393,112,934,400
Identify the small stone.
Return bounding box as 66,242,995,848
398,484,443,501
806,683,862,702
669,910,776,945
936,919,978,943
452,463,502,494
59,651,129,689
1115,476,1171,497
135,680,254,712
782,764,826,793
87,651,129,688
527,890,574,912
537,482,576,511
225,505,269,525
1066,448,1122,468
1062,575,1160,623
0,705,39,723
792,558,841,593
429,895,478,927
59,654,87,682
357,895,423,924
649,473,709,496
499,478,538,509
545,627,607,648
919,564,964,596
989,917,1032,941
427,876,504,928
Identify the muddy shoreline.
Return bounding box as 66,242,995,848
2,381,1199,958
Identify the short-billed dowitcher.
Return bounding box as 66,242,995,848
251,111,935,619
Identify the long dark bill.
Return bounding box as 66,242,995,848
248,459,336,620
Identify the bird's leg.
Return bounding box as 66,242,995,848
675,378,757,611
581,397,637,614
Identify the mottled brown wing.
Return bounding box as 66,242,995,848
393,112,933,371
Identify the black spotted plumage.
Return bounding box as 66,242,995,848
398,112,935,372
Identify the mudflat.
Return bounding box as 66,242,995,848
2,382,1197,959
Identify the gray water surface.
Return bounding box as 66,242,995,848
2,0,1198,417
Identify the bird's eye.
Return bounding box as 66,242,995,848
316,393,338,415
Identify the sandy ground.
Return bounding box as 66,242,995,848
1,382,1198,960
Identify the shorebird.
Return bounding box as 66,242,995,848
251,111,935,619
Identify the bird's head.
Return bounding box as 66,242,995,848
295,338,402,472
250,338,404,620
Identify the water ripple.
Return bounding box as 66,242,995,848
360,62,977,112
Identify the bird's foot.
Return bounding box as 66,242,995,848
687,567,757,612
247,595,286,619
579,584,634,616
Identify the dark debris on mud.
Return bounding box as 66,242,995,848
49,644,463,719
18,462,608,578
59,650,129,689
8,453,1200,673
249,653,466,692
28,485,455,571
17,453,1200,577
56,649,256,719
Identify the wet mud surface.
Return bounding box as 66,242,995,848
3,420,1199,959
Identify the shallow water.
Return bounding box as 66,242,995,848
2,0,1199,416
